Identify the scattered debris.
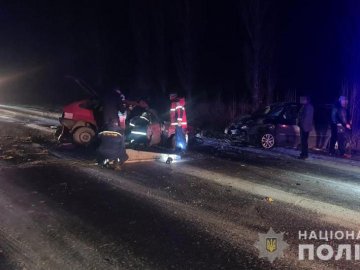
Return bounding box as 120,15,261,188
0,122,55,164
22,136,32,143
166,157,173,164
264,197,274,204
31,143,42,148
0,155,14,160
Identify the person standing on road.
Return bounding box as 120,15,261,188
96,89,128,167
329,96,351,157
169,93,187,150
297,96,314,159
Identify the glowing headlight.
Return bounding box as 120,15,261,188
240,125,248,130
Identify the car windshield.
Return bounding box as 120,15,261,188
253,105,283,117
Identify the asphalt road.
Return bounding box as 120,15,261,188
1,106,360,269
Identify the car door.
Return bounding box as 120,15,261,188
276,104,301,147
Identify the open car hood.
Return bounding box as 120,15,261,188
65,75,99,98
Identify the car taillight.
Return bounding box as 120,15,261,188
64,112,74,119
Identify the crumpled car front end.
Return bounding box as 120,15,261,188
224,120,250,145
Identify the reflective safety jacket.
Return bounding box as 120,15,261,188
170,97,187,129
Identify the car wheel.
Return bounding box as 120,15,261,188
73,126,95,145
260,133,275,149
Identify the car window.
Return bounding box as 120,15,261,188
253,106,270,116
253,105,283,117
268,106,283,117
282,105,299,120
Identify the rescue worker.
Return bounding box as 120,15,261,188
96,89,128,168
329,96,351,156
169,93,187,150
297,96,314,159
170,94,187,128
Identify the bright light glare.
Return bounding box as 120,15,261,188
131,131,147,136
159,154,181,163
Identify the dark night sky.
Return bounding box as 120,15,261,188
0,0,358,106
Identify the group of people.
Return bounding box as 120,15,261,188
298,95,352,159
96,90,188,168
97,89,353,163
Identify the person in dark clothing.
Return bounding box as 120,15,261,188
297,96,314,159
329,96,351,156
96,89,128,168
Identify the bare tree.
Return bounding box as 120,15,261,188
339,1,360,149
173,0,206,100
151,0,168,94
265,65,276,104
173,0,194,99
240,0,279,109
129,1,152,95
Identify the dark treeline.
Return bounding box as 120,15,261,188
0,0,359,115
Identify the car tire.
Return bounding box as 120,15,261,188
73,126,95,145
260,133,275,149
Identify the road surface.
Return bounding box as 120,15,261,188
0,105,360,269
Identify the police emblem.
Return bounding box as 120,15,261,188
255,227,288,263
266,238,277,253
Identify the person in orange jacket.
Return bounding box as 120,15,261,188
169,93,187,130
169,93,187,150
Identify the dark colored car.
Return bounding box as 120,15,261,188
224,102,332,149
